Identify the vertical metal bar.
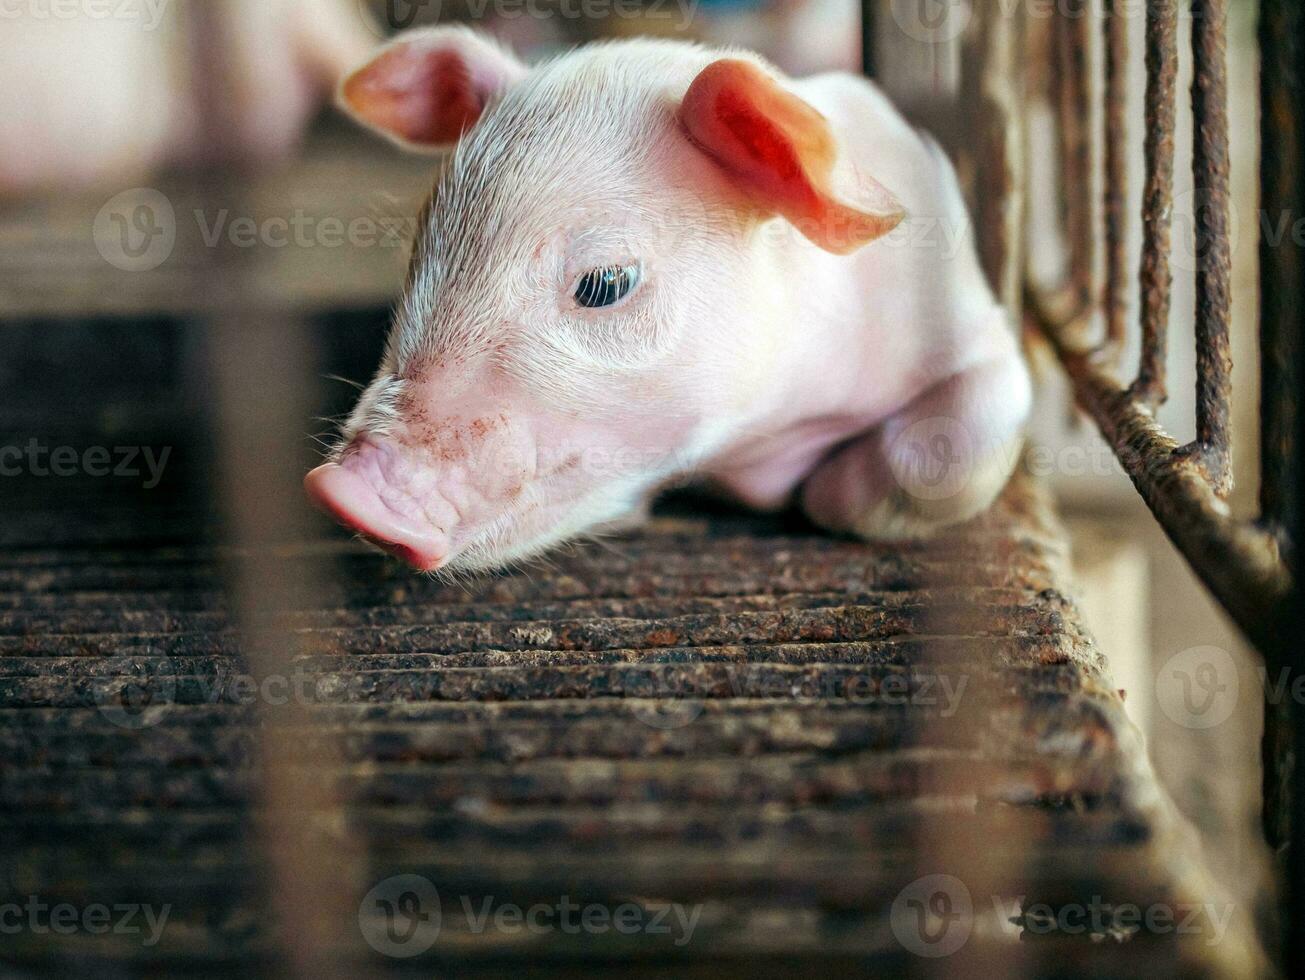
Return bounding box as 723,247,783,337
209,312,369,977
875,8,1027,975
1290,526,1305,980
1187,0,1233,495
969,14,1029,973
1102,0,1129,352
1259,1,1305,971
194,172,370,973
965,0,1025,315
1052,1,1097,329
1290,254,1305,980
861,0,876,79
1133,0,1178,402
1259,0,1301,538
1291,188,1305,980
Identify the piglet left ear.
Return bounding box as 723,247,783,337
339,27,527,152
680,59,905,255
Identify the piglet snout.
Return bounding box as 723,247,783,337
304,440,452,572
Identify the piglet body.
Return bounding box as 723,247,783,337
306,29,1032,572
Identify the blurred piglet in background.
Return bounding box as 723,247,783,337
0,0,373,194
305,28,1030,573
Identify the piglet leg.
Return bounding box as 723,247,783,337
800,357,1031,540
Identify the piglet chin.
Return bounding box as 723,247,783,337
304,460,451,572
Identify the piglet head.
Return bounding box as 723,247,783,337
307,28,904,572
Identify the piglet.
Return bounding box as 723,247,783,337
305,28,1031,573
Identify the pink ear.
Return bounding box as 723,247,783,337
680,59,905,255
339,28,526,151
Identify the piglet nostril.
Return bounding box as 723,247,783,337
304,454,450,572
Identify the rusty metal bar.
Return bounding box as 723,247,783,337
1291,260,1305,980
1259,0,1301,540
1132,0,1178,402
191,166,371,974
1259,0,1305,967
860,0,875,79
963,0,1025,316
1027,0,1287,657
209,312,371,978
920,13,1032,979
1101,0,1129,353
1039,327,1290,659
1258,0,1302,864
1050,3,1097,333
1186,0,1234,495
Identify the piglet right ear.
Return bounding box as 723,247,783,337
681,59,905,254
339,27,526,152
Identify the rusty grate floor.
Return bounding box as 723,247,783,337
0,463,1263,977
0,316,1258,977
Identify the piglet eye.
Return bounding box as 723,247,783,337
574,263,641,309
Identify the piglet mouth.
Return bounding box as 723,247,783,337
303,440,452,572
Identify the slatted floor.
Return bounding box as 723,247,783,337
0,318,1262,977
0,486,1263,975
